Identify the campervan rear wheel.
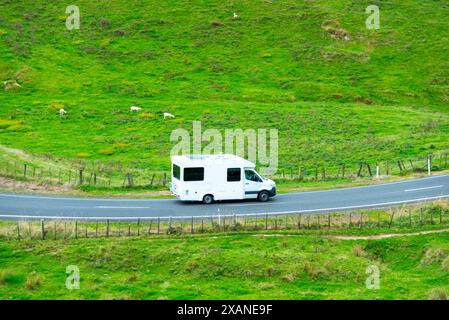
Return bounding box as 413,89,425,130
258,190,270,202
203,194,214,204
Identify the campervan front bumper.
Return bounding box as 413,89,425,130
269,187,277,197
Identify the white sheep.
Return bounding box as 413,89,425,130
163,112,175,119
233,12,239,19
3,80,21,89
130,106,142,112
59,108,67,116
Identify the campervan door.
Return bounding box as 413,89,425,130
211,165,245,200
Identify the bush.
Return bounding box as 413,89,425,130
0,271,5,285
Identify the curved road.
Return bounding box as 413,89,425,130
1,174,449,220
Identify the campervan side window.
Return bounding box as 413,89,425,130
227,168,241,182
184,167,204,181
172,164,180,180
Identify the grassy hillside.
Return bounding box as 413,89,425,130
1,231,449,299
0,0,448,172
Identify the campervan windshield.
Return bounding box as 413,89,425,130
245,169,263,182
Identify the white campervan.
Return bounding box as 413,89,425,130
170,154,276,204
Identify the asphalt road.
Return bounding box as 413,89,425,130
1,174,449,220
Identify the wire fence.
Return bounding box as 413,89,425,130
0,151,448,188
1,201,449,241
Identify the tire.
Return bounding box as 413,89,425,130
202,194,214,204
258,190,270,202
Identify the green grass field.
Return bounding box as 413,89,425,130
1,0,449,175
1,231,449,299
1,201,449,300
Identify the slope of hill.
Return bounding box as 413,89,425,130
0,0,448,172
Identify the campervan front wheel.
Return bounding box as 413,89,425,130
258,190,270,202
202,194,214,204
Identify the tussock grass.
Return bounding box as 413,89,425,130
24,273,42,290
428,288,448,301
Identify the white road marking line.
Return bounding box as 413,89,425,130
225,202,288,207
0,194,172,202
95,206,151,209
2,194,449,220
404,185,443,192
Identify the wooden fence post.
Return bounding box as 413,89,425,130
17,222,21,240
137,218,140,236
79,169,83,185
367,164,372,177
75,221,78,239
127,173,134,187
148,219,153,234
388,210,395,228
157,217,160,234
106,219,110,237
409,209,412,227
40,219,45,240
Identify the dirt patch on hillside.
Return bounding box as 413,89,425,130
333,228,449,240
253,229,449,240
0,177,75,193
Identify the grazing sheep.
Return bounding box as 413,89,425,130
59,108,67,116
233,12,239,19
3,80,21,91
163,112,175,119
130,106,142,112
